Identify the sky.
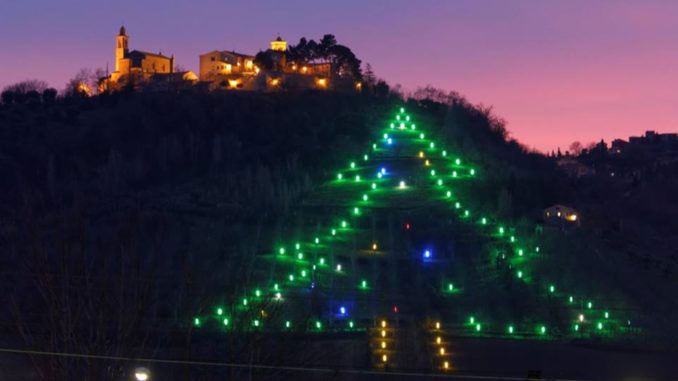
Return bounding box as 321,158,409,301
1,0,677,152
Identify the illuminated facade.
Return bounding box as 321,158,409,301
103,26,197,91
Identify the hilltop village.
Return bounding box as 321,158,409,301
99,26,363,93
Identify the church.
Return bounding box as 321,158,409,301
102,26,197,91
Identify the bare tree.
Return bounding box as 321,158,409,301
569,141,583,156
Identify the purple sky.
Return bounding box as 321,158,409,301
2,0,677,152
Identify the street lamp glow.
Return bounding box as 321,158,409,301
134,367,150,381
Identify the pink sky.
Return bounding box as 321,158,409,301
1,0,677,152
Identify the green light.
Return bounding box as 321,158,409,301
364,154,368,161
499,226,504,234
253,319,260,327
518,249,523,256
470,169,475,176
217,307,223,315
481,217,487,225
604,311,609,319
452,171,457,177
341,220,347,228
508,325,514,334
396,115,400,120
362,194,368,201
455,158,461,165
255,289,261,297
510,236,515,243
464,210,469,217
469,316,475,324
297,252,303,260
597,322,603,330
279,247,285,255
319,258,325,265
336,264,342,271
301,270,307,277
331,229,336,236
337,173,343,180
549,285,555,293
431,169,436,176
316,321,322,329
349,320,354,328
274,283,279,290
569,296,574,303
285,320,291,328
574,324,580,331
535,246,540,253
373,144,377,150
242,298,248,306
390,123,394,129
275,292,282,300
399,181,406,189
400,107,405,113
437,179,443,186
406,115,410,121
442,150,447,157
540,325,546,334
350,162,355,169
361,280,367,289
355,175,361,182
223,318,229,326
476,323,481,332
587,301,593,309
193,317,200,327
315,237,320,244
446,191,452,198
448,283,454,291
371,182,377,189
517,271,523,279
289,274,294,282
455,202,461,209
420,133,425,139
430,142,435,149
295,243,300,250
354,207,360,215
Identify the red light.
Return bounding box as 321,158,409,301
393,305,398,313
405,224,410,230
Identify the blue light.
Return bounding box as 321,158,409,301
380,168,386,175
424,250,431,259
340,306,346,315
387,138,393,145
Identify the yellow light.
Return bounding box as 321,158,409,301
381,330,386,337
292,64,297,70
381,320,387,328
316,78,327,88
436,336,441,344
567,214,578,221
270,78,280,86
301,66,308,73
372,243,378,251
444,361,449,370
355,82,362,90
381,341,386,349
425,160,430,166
228,79,240,88
439,347,445,355
435,321,441,330
245,60,253,69
419,151,424,158
382,354,388,363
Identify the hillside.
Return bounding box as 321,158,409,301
1,90,676,380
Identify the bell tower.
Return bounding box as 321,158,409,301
115,26,128,72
